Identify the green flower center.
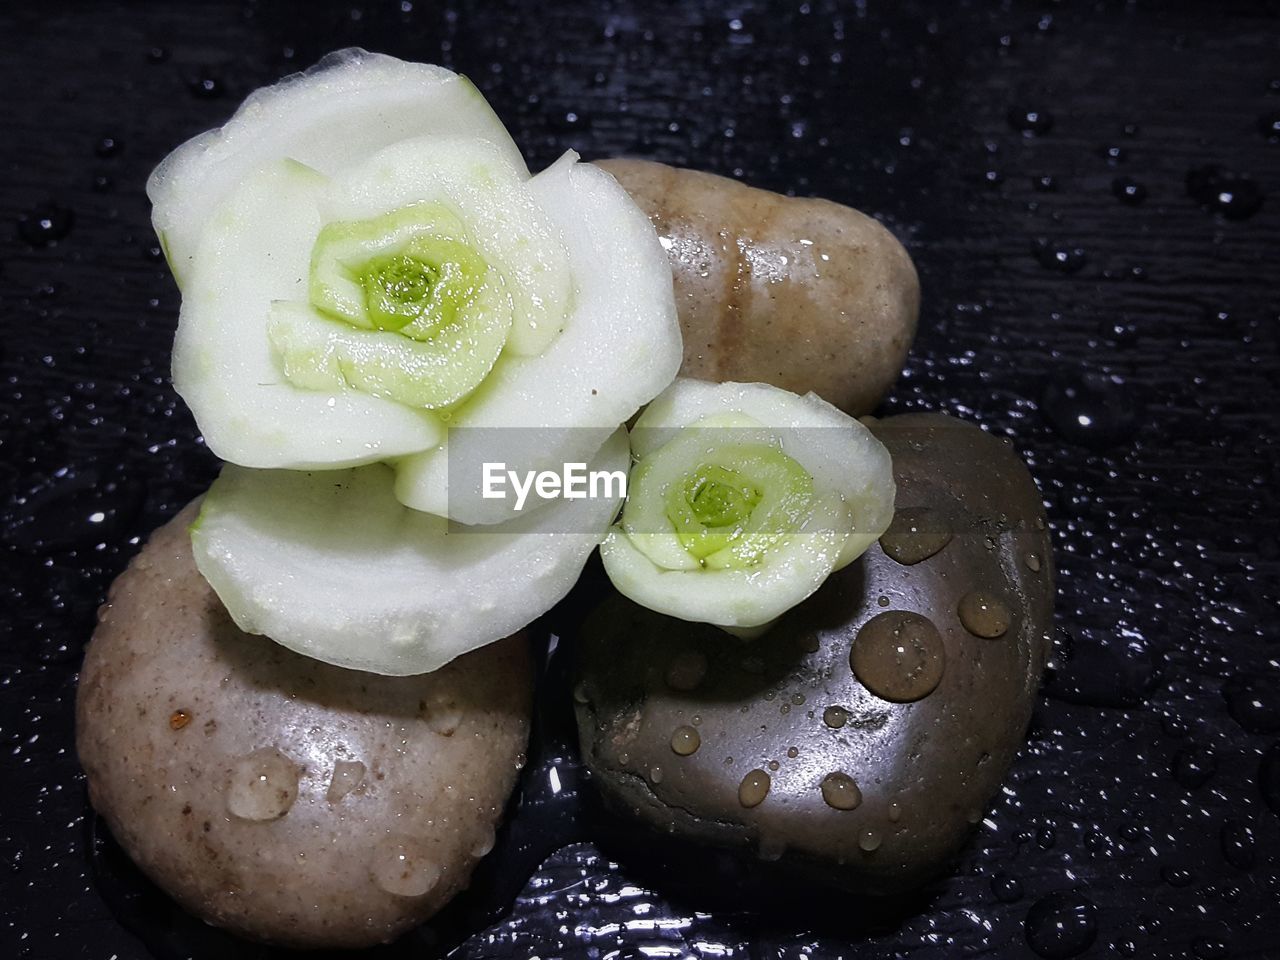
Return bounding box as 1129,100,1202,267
267,203,511,410
660,442,814,569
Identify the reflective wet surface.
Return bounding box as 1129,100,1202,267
2,1,1279,958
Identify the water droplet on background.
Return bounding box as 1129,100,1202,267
1024,890,1098,958
1031,238,1088,274
1222,675,1280,733
1040,373,1138,449
187,73,225,99
1008,106,1054,136
1044,626,1156,708
1185,165,1264,219
1191,938,1229,960
1161,865,1193,887
1098,144,1127,164
1112,177,1148,205
992,873,1024,902
17,203,74,246
1258,742,1280,816
1219,819,1256,870
1099,316,1139,345
3,468,146,553
1171,745,1217,789
1260,111,1280,140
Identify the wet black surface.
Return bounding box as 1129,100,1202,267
1,2,1278,958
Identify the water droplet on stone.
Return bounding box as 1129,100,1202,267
958,591,1012,639
370,835,440,897
858,828,881,852
1040,372,1138,449
1222,675,1280,733
94,136,122,158
226,748,300,821
1024,891,1098,958
670,725,701,756
168,709,191,731
1112,177,1148,205
470,825,496,858
738,769,771,808
422,693,462,736
1024,552,1042,572
1032,174,1058,192
757,835,786,862
1008,106,1054,136
822,705,849,729
851,610,946,702
326,759,366,802
1161,865,1193,887
879,506,953,565
649,765,664,784
17,203,74,246
665,650,708,691
820,772,862,810
887,801,902,822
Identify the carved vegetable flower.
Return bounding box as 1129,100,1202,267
150,51,682,674
151,49,680,524
601,379,896,635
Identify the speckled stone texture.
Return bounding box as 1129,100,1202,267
574,413,1054,893
77,503,534,949
1,2,1277,959
600,158,920,415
